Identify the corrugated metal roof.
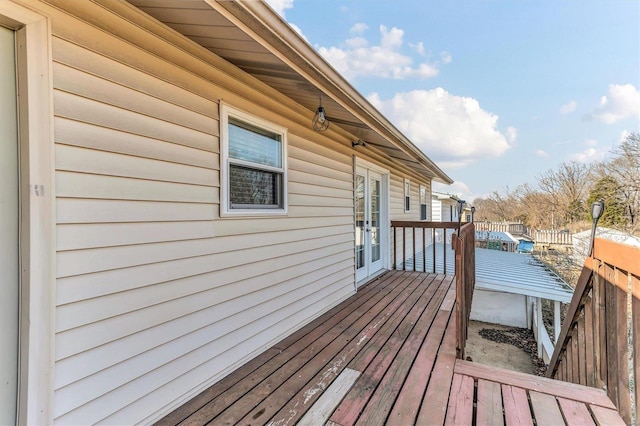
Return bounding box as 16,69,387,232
402,244,573,303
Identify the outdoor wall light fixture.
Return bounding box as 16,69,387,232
588,199,605,256
352,140,366,148
312,96,330,132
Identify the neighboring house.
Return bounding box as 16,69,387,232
0,1,452,424
431,191,462,222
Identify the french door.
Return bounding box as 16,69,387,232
0,24,18,425
355,165,387,284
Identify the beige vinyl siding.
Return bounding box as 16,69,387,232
19,0,356,423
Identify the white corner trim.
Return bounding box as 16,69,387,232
1,2,56,424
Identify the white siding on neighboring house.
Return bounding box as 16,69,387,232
25,0,357,423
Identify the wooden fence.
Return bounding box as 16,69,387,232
475,221,528,235
547,238,640,424
390,221,476,359
532,230,573,246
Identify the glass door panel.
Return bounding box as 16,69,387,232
355,174,365,272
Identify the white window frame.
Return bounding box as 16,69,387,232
404,178,411,213
220,103,288,216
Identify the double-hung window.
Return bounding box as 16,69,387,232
221,104,287,215
404,179,411,213
419,184,428,220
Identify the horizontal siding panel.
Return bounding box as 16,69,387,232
289,194,353,208
56,144,215,186
54,270,354,423
287,143,352,175
288,181,353,199
55,241,354,360
212,215,352,237
288,169,353,191
288,206,353,218
53,61,216,135
54,258,353,389
57,224,352,281
56,236,354,331
288,133,352,162
54,90,216,152
57,198,213,224
55,118,218,169
57,221,215,251
53,37,218,119
56,171,217,203
288,157,353,184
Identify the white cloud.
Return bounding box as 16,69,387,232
619,130,632,143
440,51,452,64
535,149,549,158
264,0,294,17
568,147,607,163
410,41,426,56
559,100,577,114
590,84,640,124
318,25,441,80
350,23,368,34
568,138,612,163
368,88,512,168
506,126,518,143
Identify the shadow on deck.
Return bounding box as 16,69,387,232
156,270,623,425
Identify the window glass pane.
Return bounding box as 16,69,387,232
371,178,381,262
230,164,280,207
355,174,365,269
229,119,281,168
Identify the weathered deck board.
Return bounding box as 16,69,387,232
223,272,426,424
329,275,449,425
529,391,564,425
501,385,533,426
157,270,625,426
476,379,504,426
557,398,595,425
172,271,404,425
386,305,452,425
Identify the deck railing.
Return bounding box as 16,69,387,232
390,221,476,359
547,238,640,424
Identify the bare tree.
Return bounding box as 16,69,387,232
598,133,640,232
537,162,592,227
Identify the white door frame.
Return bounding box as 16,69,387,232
0,4,55,425
354,157,390,287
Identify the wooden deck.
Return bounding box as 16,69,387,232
157,270,624,425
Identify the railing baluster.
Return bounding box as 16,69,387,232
412,227,416,272
443,228,447,274
432,228,436,273
402,227,406,271
422,227,426,273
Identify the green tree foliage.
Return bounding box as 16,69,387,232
586,176,626,226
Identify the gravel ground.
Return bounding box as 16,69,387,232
465,321,547,376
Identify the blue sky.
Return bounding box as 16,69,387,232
266,0,640,201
